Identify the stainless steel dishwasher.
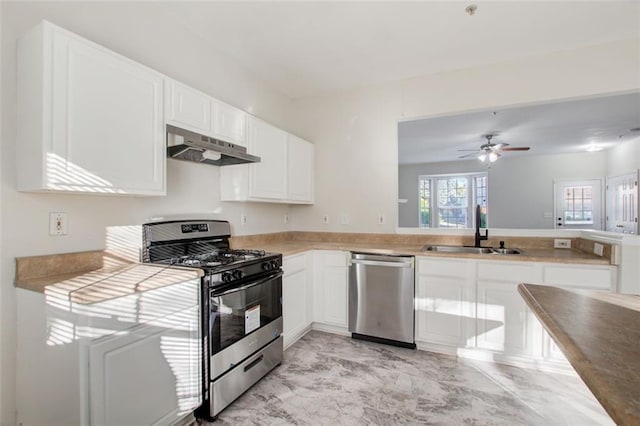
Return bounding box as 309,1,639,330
348,252,416,348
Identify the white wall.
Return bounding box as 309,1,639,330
607,138,640,175
289,38,640,233
398,152,608,229
0,3,295,424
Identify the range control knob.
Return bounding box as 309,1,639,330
262,262,272,271
233,270,244,280
270,260,279,270
222,272,233,283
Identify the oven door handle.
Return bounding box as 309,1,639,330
213,271,283,296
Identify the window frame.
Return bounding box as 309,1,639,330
418,172,489,229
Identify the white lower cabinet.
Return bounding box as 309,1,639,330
282,253,313,348
476,261,543,358
313,250,350,331
415,256,616,370
415,258,476,348
16,279,201,426
539,263,616,366
89,305,200,426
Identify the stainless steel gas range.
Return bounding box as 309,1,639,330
142,220,283,421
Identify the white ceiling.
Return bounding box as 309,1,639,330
161,1,640,99
398,92,640,164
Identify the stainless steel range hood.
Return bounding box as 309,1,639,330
166,124,260,166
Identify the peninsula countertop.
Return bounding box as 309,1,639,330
518,283,640,425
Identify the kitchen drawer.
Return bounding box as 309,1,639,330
417,257,474,278
320,251,349,267
283,253,307,275
544,265,613,290
477,261,543,283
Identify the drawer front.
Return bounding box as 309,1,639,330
544,265,613,290
477,261,543,283
417,257,473,278
321,251,349,267
283,253,307,275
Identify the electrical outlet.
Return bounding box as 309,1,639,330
554,239,571,249
49,212,68,236
322,215,329,224
284,214,289,224
241,214,248,225
340,213,349,225
594,243,604,256
378,214,385,225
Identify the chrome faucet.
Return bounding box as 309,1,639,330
474,204,488,247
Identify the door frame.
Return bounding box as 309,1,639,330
553,178,604,230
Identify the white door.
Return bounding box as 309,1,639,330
554,179,603,230
606,171,639,234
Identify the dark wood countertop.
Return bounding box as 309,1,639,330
518,284,640,425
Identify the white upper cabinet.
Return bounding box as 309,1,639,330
219,119,315,204
248,117,288,199
166,79,212,135
17,21,165,195
287,134,314,203
165,79,248,147
212,100,248,147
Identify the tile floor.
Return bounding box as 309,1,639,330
211,331,611,425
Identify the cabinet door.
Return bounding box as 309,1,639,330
476,280,534,355
283,268,308,347
248,118,288,199
88,306,201,426
166,79,212,134
322,267,349,327
50,26,165,195
287,135,314,203
313,251,349,328
415,258,475,347
213,101,247,147
476,262,542,357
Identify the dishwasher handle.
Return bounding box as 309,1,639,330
350,259,413,268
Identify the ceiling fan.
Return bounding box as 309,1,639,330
458,134,530,162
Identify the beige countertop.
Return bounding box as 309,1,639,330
235,240,611,265
518,284,640,425
15,251,203,304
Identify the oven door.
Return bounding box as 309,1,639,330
209,271,282,380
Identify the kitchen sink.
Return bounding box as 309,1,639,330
422,245,495,254
492,248,523,255
421,245,524,255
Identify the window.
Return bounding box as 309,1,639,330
563,186,593,225
419,173,488,228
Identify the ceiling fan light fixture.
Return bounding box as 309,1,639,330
478,153,487,162
488,152,499,162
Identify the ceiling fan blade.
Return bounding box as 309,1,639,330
458,151,481,159
502,147,530,151
457,149,481,152
492,143,509,150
